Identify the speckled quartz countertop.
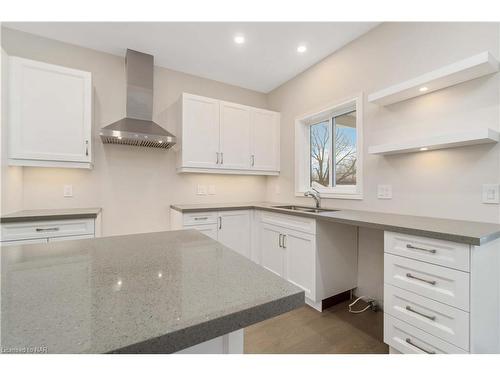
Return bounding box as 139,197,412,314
170,202,500,246
1,208,102,223
0,230,304,353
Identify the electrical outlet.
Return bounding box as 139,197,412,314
208,185,216,195
196,184,207,195
482,184,499,204
377,184,392,199
63,185,73,197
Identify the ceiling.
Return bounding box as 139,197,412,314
4,22,379,93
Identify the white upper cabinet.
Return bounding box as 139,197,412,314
181,94,220,169
219,102,252,170
177,93,280,175
251,109,280,171
8,57,93,169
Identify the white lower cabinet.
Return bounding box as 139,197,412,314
187,224,218,240
284,229,315,298
257,211,357,310
260,223,286,277
217,210,251,258
384,314,467,354
1,218,98,245
255,221,316,300
171,209,251,259
384,230,500,354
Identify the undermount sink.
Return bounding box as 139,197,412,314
272,205,338,213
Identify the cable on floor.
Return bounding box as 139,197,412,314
348,296,377,314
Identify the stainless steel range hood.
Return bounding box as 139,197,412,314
100,49,176,149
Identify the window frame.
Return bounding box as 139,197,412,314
295,93,363,200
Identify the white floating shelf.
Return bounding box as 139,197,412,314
369,128,499,155
368,51,499,106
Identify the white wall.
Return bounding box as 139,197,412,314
265,22,500,301
1,27,269,236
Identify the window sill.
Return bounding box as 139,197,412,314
295,191,363,200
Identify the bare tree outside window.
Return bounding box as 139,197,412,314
310,121,330,187
309,111,357,188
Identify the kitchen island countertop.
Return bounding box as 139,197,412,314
0,229,304,353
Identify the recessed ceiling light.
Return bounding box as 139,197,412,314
234,35,245,44
297,45,307,53
419,147,428,151
419,86,429,92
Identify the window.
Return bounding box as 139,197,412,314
296,95,362,199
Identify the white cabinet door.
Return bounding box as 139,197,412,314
9,57,92,165
185,224,218,241
251,109,280,171
260,223,286,277
219,102,252,170
284,228,315,299
217,210,251,258
181,94,220,169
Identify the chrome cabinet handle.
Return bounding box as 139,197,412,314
36,227,60,232
282,234,287,249
251,155,255,167
216,152,220,164
279,234,283,248
85,140,89,156
405,305,436,321
407,244,437,254
405,338,435,354
406,273,436,285
220,152,224,165
194,217,208,221
218,216,222,230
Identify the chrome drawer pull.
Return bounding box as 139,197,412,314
194,217,208,221
406,273,436,285
406,244,437,254
36,227,60,232
279,234,283,248
405,338,435,354
405,305,436,321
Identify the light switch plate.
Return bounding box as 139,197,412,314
63,185,73,197
197,184,207,195
377,184,392,199
208,185,216,195
482,184,499,204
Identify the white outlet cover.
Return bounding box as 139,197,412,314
63,185,73,197
208,185,216,195
197,184,207,195
377,184,392,199
482,184,499,204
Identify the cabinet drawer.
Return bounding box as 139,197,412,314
1,219,95,242
385,232,470,272
384,314,467,354
384,254,469,311
259,211,315,234
384,284,469,350
182,212,218,225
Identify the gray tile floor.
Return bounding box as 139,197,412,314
244,300,388,354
